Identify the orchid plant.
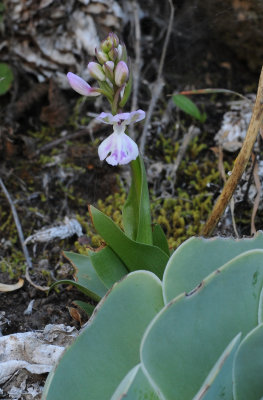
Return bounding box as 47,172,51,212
52,33,170,310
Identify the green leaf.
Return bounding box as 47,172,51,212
152,224,170,256
163,232,263,303
111,364,160,400
173,94,206,122
193,333,241,400
90,205,169,279
0,63,14,95
141,250,263,399
57,251,107,301
233,323,263,400
89,246,128,289
42,271,164,400
123,155,153,245
49,279,102,301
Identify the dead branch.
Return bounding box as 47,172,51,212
217,146,239,237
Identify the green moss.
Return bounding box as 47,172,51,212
0,251,26,279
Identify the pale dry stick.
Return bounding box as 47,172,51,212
217,146,239,237
129,0,142,140
250,153,261,235
202,66,263,237
139,0,175,155
0,178,49,291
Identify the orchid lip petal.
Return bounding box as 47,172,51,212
98,133,115,160
67,72,100,97
98,132,139,166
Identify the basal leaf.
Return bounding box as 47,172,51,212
89,246,128,289
90,205,169,279
62,251,107,300
152,224,170,256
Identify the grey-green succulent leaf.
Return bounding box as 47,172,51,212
42,271,164,400
111,364,160,400
163,232,263,303
192,333,241,400
233,323,263,400
43,234,263,400
141,250,263,400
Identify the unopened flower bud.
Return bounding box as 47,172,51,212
109,32,119,47
103,61,115,81
95,48,109,64
114,61,129,87
88,62,105,81
101,37,112,53
117,44,123,60
108,47,118,61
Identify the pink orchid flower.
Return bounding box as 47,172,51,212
97,110,145,166
67,72,101,97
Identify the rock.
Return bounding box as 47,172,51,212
0,324,78,399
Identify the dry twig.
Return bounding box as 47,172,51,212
202,67,263,237
139,0,174,155
217,146,239,237
0,178,49,291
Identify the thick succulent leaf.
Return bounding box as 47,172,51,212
122,155,153,245
152,224,170,256
163,232,263,303
193,333,241,400
233,323,263,400
111,364,160,400
42,271,164,400
258,287,263,323
141,250,263,400
90,205,169,279
63,251,107,300
89,246,128,289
